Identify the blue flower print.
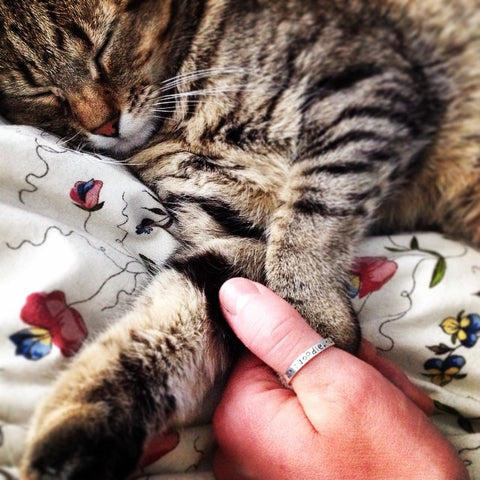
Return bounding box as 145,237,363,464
10,328,52,360
136,218,155,235
424,355,466,386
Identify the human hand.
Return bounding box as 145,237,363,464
213,278,469,480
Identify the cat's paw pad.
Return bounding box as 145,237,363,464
20,405,144,480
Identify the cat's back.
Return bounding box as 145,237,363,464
363,0,480,239
191,0,480,239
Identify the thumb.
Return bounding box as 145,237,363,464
220,278,434,417
219,278,346,393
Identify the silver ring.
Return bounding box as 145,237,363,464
283,338,335,384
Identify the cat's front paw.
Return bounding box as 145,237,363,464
20,403,145,480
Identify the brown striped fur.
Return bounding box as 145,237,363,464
1,0,480,478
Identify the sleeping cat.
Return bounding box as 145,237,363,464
1,0,480,478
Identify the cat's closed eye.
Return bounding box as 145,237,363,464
18,87,65,101
93,28,115,78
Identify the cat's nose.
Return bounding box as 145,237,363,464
91,115,120,137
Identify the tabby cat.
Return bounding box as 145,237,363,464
1,0,480,478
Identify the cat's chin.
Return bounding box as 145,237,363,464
90,135,150,158
87,112,157,158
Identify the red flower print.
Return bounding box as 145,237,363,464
351,257,398,299
70,179,104,211
20,291,88,357
140,430,180,467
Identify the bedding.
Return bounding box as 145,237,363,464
0,123,479,479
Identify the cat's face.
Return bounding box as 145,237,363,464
0,0,180,156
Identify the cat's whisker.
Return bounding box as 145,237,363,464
158,67,248,92
153,86,257,104
88,157,122,165
151,109,176,114
152,103,204,112
152,101,204,108
58,130,82,147
160,66,246,82
158,67,234,88
153,98,207,104
153,89,262,110
76,142,88,153
152,114,178,121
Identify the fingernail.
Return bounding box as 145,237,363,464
219,278,261,315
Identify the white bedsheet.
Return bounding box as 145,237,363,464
0,125,479,479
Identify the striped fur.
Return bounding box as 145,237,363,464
2,1,480,479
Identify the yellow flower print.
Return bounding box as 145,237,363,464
441,311,480,348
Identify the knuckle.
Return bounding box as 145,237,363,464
330,360,377,404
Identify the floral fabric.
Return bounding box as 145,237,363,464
0,124,479,479
352,235,480,475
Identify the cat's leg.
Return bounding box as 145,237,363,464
20,144,272,480
20,239,264,480
265,174,364,353
264,76,440,353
